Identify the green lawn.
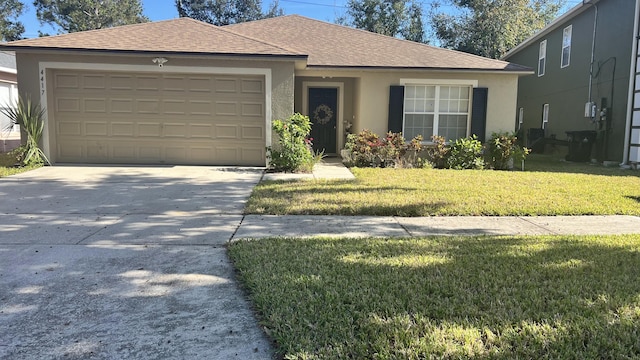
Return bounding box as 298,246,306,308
229,235,640,359
246,155,640,216
0,150,40,178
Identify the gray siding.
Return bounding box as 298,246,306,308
505,0,634,162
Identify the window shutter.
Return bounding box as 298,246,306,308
388,86,404,133
470,87,488,142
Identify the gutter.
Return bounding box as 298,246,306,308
623,0,640,165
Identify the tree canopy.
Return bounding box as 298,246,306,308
1,0,25,41
430,0,564,59
34,0,149,34
340,0,427,43
176,0,284,26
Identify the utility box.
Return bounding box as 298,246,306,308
565,130,597,162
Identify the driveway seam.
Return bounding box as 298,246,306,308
74,214,128,245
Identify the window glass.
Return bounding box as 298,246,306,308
403,84,471,142
561,26,572,68
538,40,547,76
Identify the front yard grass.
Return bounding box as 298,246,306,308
229,235,640,359
0,150,41,178
246,155,640,216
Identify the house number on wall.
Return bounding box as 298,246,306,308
40,69,45,95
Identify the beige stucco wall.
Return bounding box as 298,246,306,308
15,51,295,162
299,69,521,143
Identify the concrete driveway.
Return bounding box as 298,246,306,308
0,165,273,359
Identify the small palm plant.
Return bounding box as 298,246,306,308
0,96,50,166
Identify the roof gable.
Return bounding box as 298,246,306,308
0,17,303,57
226,15,529,71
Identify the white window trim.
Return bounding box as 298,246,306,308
518,107,524,130
542,103,549,129
400,80,476,142
538,40,547,77
561,25,572,69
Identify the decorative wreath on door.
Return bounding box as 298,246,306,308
313,104,333,125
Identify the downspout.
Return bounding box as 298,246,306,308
585,0,598,113
623,0,640,165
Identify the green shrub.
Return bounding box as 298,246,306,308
447,135,485,170
267,113,320,173
344,129,424,168
486,132,531,170
0,96,50,166
424,135,450,169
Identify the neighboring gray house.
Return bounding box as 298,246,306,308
503,0,640,165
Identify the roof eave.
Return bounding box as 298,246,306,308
303,65,534,75
0,45,307,60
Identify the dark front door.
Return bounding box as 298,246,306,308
308,87,337,154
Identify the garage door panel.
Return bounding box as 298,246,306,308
85,122,108,136
56,98,81,112
241,79,263,94
58,121,82,136
216,125,238,139
241,125,263,140
84,98,107,113
241,102,264,117
82,74,107,89
53,69,265,165
138,123,162,137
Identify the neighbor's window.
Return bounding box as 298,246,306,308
542,103,549,129
403,85,470,141
518,107,524,130
561,25,572,68
538,40,547,76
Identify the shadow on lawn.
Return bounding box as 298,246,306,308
231,236,640,359
627,195,640,203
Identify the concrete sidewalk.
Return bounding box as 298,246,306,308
233,215,640,239
241,159,640,239
262,157,355,181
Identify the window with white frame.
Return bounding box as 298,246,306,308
538,40,547,76
542,103,549,129
403,84,471,141
561,26,572,68
518,107,524,130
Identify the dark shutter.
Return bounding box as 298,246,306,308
470,87,488,142
388,86,404,133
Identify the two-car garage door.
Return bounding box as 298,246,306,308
52,69,266,165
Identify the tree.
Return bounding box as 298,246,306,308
340,0,427,43
430,0,564,59
1,0,25,41
34,0,149,34
176,0,284,26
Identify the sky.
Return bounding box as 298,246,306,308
18,0,350,38
18,0,582,39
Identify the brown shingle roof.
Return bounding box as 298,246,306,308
1,17,303,57
226,15,530,71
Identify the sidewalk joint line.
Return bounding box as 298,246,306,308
229,214,247,243
518,216,560,235
393,217,414,237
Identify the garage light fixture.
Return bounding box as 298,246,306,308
152,57,168,68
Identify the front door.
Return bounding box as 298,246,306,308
308,87,337,154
